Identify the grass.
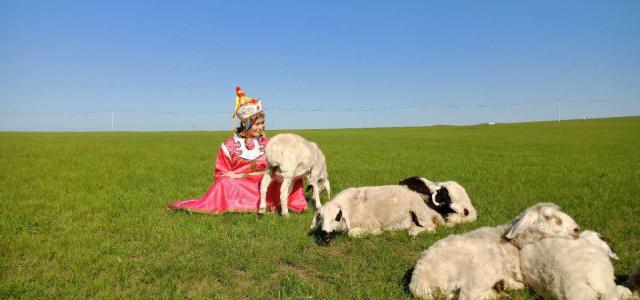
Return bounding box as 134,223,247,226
1,116,639,299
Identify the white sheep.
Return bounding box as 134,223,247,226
258,133,330,217
520,230,632,300
309,185,445,244
409,203,581,300
399,177,477,226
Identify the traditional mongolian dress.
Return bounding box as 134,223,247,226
169,134,308,214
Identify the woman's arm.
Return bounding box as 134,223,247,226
213,144,233,179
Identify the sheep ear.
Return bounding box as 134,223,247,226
399,177,430,196
598,234,620,260
399,176,420,185
430,187,441,206
431,187,451,207
430,194,438,206
339,206,351,229
506,209,539,239
540,206,555,220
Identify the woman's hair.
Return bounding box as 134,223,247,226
235,111,265,136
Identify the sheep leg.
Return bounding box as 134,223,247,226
279,177,293,217
409,208,438,236
347,228,366,237
477,289,500,300
309,212,320,230
407,209,437,237
459,287,497,300
616,285,632,300
258,171,272,214
369,229,383,235
347,227,381,237
503,278,525,290
323,180,331,200
444,214,461,227
311,182,322,210
564,282,598,300
408,226,428,237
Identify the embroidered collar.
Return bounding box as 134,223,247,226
232,134,264,161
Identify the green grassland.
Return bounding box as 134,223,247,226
1,117,639,299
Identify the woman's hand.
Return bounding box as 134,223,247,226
223,171,244,179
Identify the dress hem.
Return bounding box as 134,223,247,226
167,205,307,215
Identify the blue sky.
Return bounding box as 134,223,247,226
1,1,639,131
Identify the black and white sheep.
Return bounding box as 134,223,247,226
258,133,330,217
520,230,632,300
409,203,581,300
398,176,477,226
309,185,444,244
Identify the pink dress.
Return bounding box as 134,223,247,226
169,135,308,214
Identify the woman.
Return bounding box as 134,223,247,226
168,86,308,214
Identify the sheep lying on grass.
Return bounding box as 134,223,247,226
398,176,477,226
520,230,632,300
309,185,444,244
259,133,330,217
409,203,581,300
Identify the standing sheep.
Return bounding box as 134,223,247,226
309,185,444,244
520,230,633,300
398,176,477,226
409,203,581,300
259,133,330,217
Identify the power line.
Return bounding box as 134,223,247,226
0,110,109,117
0,99,637,117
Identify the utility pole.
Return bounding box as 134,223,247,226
556,101,560,122
111,109,114,131
424,107,428,127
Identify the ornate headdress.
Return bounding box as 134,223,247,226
233,86,264,134
233,86,262,121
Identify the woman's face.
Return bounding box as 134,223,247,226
246,117,265,138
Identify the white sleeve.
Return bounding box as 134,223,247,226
220,142,231,159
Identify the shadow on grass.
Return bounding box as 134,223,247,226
616,273,629,285
400,267,414,295
166,207,196,215
166,206,271,218
307,229,329,246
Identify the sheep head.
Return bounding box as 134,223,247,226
505,202,581,248
309,202,349,245
434,181,477,225
398,177,477,226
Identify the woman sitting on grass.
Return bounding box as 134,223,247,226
168,87,308,214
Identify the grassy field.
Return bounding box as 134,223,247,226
1,117,639,299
